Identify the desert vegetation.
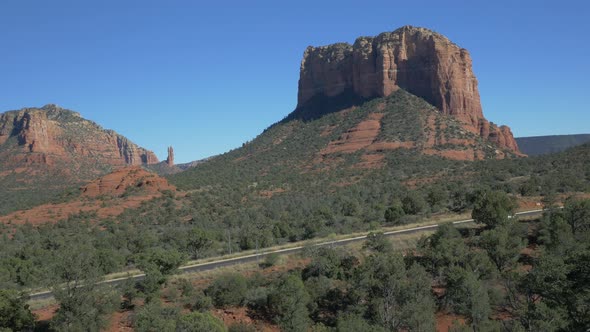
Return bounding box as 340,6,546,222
1,195,589,331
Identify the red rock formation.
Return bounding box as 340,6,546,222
0,104,159,169
317,108,504,163
0,166,178,225
321,113,385,154
81,166,175,198
166,146,175,166
479,121,520,153
298,26,521,154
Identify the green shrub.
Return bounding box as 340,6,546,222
193,290,213,312
228,322,257,332
207,273,248,308
384,202,405,225
176,312,226,332
472,190,517,228
402,192,427,215
261,253,280,268
0,290,35,331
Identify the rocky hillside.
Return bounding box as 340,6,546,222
0,104,159,214
171,89,519,197
297,25,521,153
0,166,177,225
173,26,523,192
0,104,158,168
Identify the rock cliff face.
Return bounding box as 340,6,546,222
0,104,161,215
166,146,175,166
0,104,158,169
297,26,520,154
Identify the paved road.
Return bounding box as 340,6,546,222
28,209,544,301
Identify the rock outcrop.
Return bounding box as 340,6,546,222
297,26,521,154
81,166,175,198
0,104,161,216
0,104,158,169
166,146,175,166
0,166,178,225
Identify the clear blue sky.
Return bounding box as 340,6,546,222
1,1,588,163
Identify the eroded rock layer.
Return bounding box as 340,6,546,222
0,104,158,170
298,25,520,154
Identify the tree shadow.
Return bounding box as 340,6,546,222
34,320,51,332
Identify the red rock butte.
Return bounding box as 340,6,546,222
297,25,521,154
0,104,159,170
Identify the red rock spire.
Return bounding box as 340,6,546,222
166,146,174,166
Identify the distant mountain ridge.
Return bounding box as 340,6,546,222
0,104,159,215
516,134,590,156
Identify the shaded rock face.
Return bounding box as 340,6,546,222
0,104,158,171
297,26,521,154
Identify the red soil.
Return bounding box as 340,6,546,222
436,311,467,332
0,167,179,225
259,188,286,198
366,141,415,151
321,113,385,154
318,110,496,170
354,153,385,169
32,304,58,322
517,196,543,210
81,166,174,198
423,147,480,161
105,310,133,332
212,307,280,332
